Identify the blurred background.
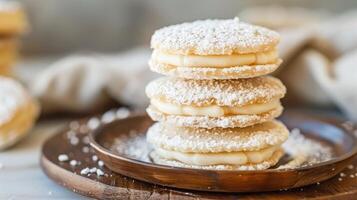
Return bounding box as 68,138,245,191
4,0,357,119
19,0,357,55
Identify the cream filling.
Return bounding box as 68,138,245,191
151,98,280,117
152,50,278,68
155,146,279,166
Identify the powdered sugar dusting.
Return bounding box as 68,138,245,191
146,76,286,107
110,130,152,162
279,128,333,169
151,18,280,55
0,77,27,125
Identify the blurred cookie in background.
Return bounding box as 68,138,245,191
0,1,28,77
0,77,39,150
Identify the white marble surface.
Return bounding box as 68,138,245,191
0,120,89,200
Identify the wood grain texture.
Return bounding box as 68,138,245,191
41,111,357,199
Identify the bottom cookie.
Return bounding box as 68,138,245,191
150,148,284,170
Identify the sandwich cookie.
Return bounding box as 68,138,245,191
146,76,286,128
0,1,28,35
0,38,18,76
0,77,40,150
147,120,289,170
149,18,281,79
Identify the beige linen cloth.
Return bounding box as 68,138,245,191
24,48,158,114
20,9,357,120
242,7,357,120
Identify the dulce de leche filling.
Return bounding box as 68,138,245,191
151,98,280,117
155,145,279,165
152,49,278,68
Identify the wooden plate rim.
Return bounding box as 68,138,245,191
89,113,357,174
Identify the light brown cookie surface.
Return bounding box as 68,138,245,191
146,76,286,107
0,2,28,35
151,18,280,56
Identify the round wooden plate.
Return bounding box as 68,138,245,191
40,110,357,199
89,111,357,193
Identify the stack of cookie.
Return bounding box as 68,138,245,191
146,18,289,170
0,1,28,76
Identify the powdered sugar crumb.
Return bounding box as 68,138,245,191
279,128,332,169
111,131,152,162
58,154,69,162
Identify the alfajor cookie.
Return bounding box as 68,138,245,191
0,77,40,150
0,1,28,35
0,38,18,76
146,76,286,128
147,120,289,170
149,18,281,79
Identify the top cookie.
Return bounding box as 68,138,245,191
151,18,280,56
0,1,28,35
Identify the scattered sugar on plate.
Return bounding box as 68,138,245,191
110,130,152,162
92,155,98,162
89,167,97,173
96,169,105,176
87,117,100,130
279,128,332,169
82,146,90,153
58,154,69,162
116,108,130,119
101,110,116,124
70,160,78,166
69,136,79,145
80,167,90,175
98,160,104,167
